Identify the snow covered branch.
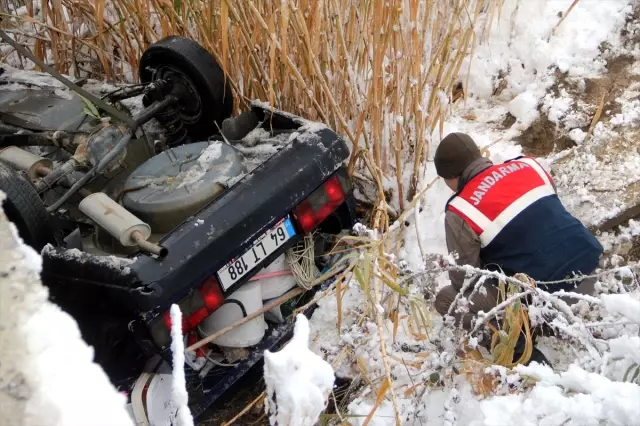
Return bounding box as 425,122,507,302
169,304,194,426
470,289,536,334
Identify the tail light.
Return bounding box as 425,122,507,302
162,277,224,333
150,276,224,349
292,175,346,233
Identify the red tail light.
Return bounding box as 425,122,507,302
324,176,344,203
293,175,346,233
162,276,224,334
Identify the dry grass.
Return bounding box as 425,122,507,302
1,0,501,219
458,274,536,397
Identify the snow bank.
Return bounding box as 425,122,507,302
477,363,640,426
464,0,632,101
263,314,335,426
0,192,134,426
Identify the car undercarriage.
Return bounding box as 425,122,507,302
0,34,357,420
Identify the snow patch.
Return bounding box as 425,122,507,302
477,363,640,426
197,142,223,169
0,192,134,426
610,99,640,126
264,314,335,426
463,0,632,101
601,294,640,323
568,128,587,144
176,142,225,190
508,91,540,127
41,245,135,275
543,93,574,125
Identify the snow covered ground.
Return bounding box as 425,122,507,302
308,0,640,425
0,192,134,426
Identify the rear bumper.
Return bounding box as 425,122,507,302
41,104,352,317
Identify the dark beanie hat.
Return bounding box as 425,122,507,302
434,132,482,179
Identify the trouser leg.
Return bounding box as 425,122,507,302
558,275,597,305
434,283,501,331
434,276,596,326
534,273,598,338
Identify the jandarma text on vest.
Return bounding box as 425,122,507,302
468,161,531,205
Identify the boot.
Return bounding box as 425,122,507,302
527,347,551,366
512,332,551,367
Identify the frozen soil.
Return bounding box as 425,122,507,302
513,53,640,158
514,113,576,156
197,371,268,426
504,19,640,233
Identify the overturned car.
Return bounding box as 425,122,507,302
0,35,356,419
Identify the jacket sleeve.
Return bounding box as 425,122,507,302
444,210,482,292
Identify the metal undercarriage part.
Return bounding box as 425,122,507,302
79,192,167,257
0,147,52,179
122,141,246,234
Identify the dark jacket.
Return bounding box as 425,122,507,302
444,157,602,293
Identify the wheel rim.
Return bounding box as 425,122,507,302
151,64,203,125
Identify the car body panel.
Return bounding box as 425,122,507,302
40,104,353,320
0,86,90,131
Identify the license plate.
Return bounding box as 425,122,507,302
217,216,297,291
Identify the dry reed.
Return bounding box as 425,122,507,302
1,0,501,220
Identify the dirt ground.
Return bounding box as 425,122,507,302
514,113,576,156
513,52,640,158
197,373,358,425
198,367,269,426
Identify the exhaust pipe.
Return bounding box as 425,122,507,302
79,192,168,258
0,147,52,180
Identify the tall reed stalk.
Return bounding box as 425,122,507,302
1,0,502,223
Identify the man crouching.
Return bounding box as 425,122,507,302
433,132,603,365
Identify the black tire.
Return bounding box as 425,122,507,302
139,36,234,141
0,162,54,251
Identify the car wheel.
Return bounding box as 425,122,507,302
0,162,54,251
139,36,234,141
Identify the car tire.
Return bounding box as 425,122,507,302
0,161,54,251
139,36,234,141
